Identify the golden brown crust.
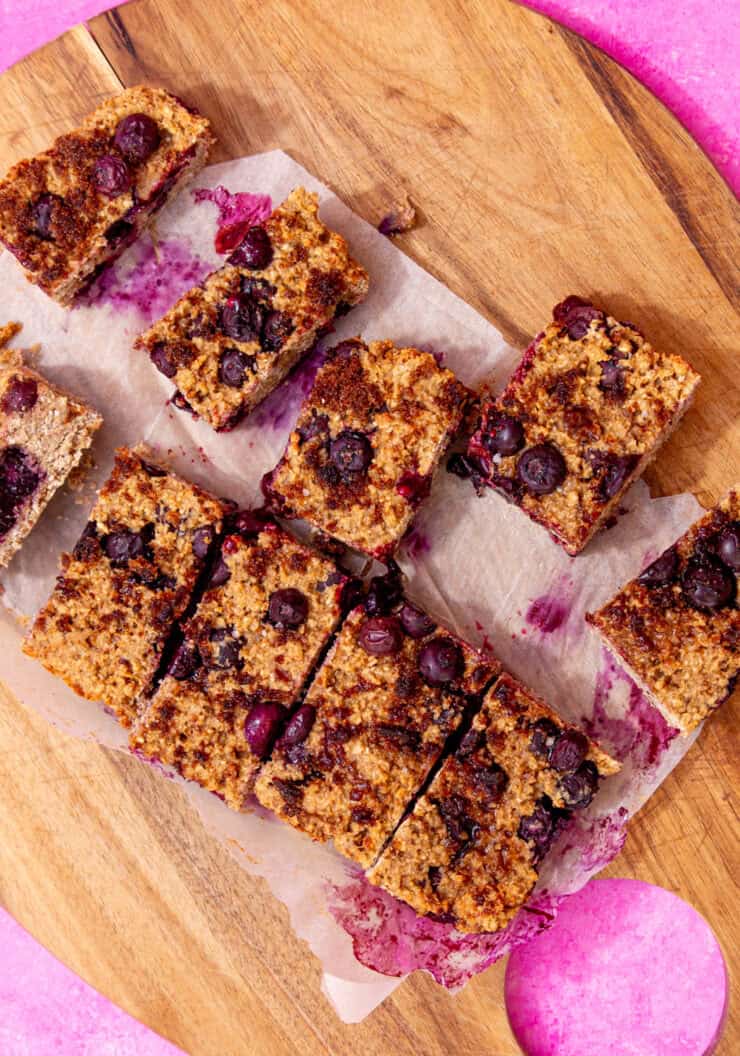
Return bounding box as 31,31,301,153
22,447,226,725
0,87,214,305
587,488,739,733
367,673,619,933
135,188,369,430
265,337,472,557
130,521,346,809
254,606,500,867
468,298,700,554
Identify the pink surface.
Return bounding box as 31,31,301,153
505,878,728,1056
0,906,185,1055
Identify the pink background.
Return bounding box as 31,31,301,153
0,0,736,1052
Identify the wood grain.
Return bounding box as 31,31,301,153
0,2,737,1053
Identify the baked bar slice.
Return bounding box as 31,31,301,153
130,515,347,809
367,673,619,933
263,337,472,558
0,86,214,305
587,488,739,733
255,582,500,867
136,188,369,430
467,297,700,555
0,345,102,569
23,447,226,726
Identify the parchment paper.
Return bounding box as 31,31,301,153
0,150,703,1021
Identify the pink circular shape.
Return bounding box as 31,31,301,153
505,878,727,1056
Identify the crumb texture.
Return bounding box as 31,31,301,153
131,521,345,809
368,673,619,933
468,297,700,554
136,187,369,430
266,337,471,556
23,447,226,725
588,487,739,732
0,86,214,304
255,605,499,866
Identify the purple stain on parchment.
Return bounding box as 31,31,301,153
556,807,630,873
79,237,211,324
525,576,573,634
193,184,272,227
584,648,678,767
326,865,562,988
252,342,327,431
404,527,431,558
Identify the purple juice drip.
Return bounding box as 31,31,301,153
525,576,573,634
403,527,431,558
78,237,212,324
326,865,563,988
192,184,272,227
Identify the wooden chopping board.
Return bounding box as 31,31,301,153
0,1,737,1052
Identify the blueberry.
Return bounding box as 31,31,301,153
102,528,147,566
205,627,242,669
330,430,373,477
518,801,555,854
0,447,41,502
261,310,294,352
365,566,403,616
716,522,740,572
244,700,286,759
208,555,231,587
267,588,309,629
471,761,508,799
599,359,626,399
517,443,567,495
638,546,679,587
219,295,260,343
559,760,599,808
549,729,589,772
298,412,330,443
192,525,215,559
30,193,60,239
150,343,177,378
168,643,200,681
218,347,255,388
2,377,38,414
599,454,638,500
94,155,131,197
229,226,273,270
400,603,436,639
357,616,403,656
681,556,736,612
552,296,602,340
340,576,365,614
482,411,525,456
529,717,560,758
418,637,464,686
457,727,483,757
113,113,161,163
278,704,316,748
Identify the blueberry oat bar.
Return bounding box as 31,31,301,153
255,578,500,867
0,345,102,569
0,86,214,305
467,297,700,555
136,188,369,430
23,447,226,726
587,488,739,733
130,515,347,809
367,673,619,933
263,337,472,558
